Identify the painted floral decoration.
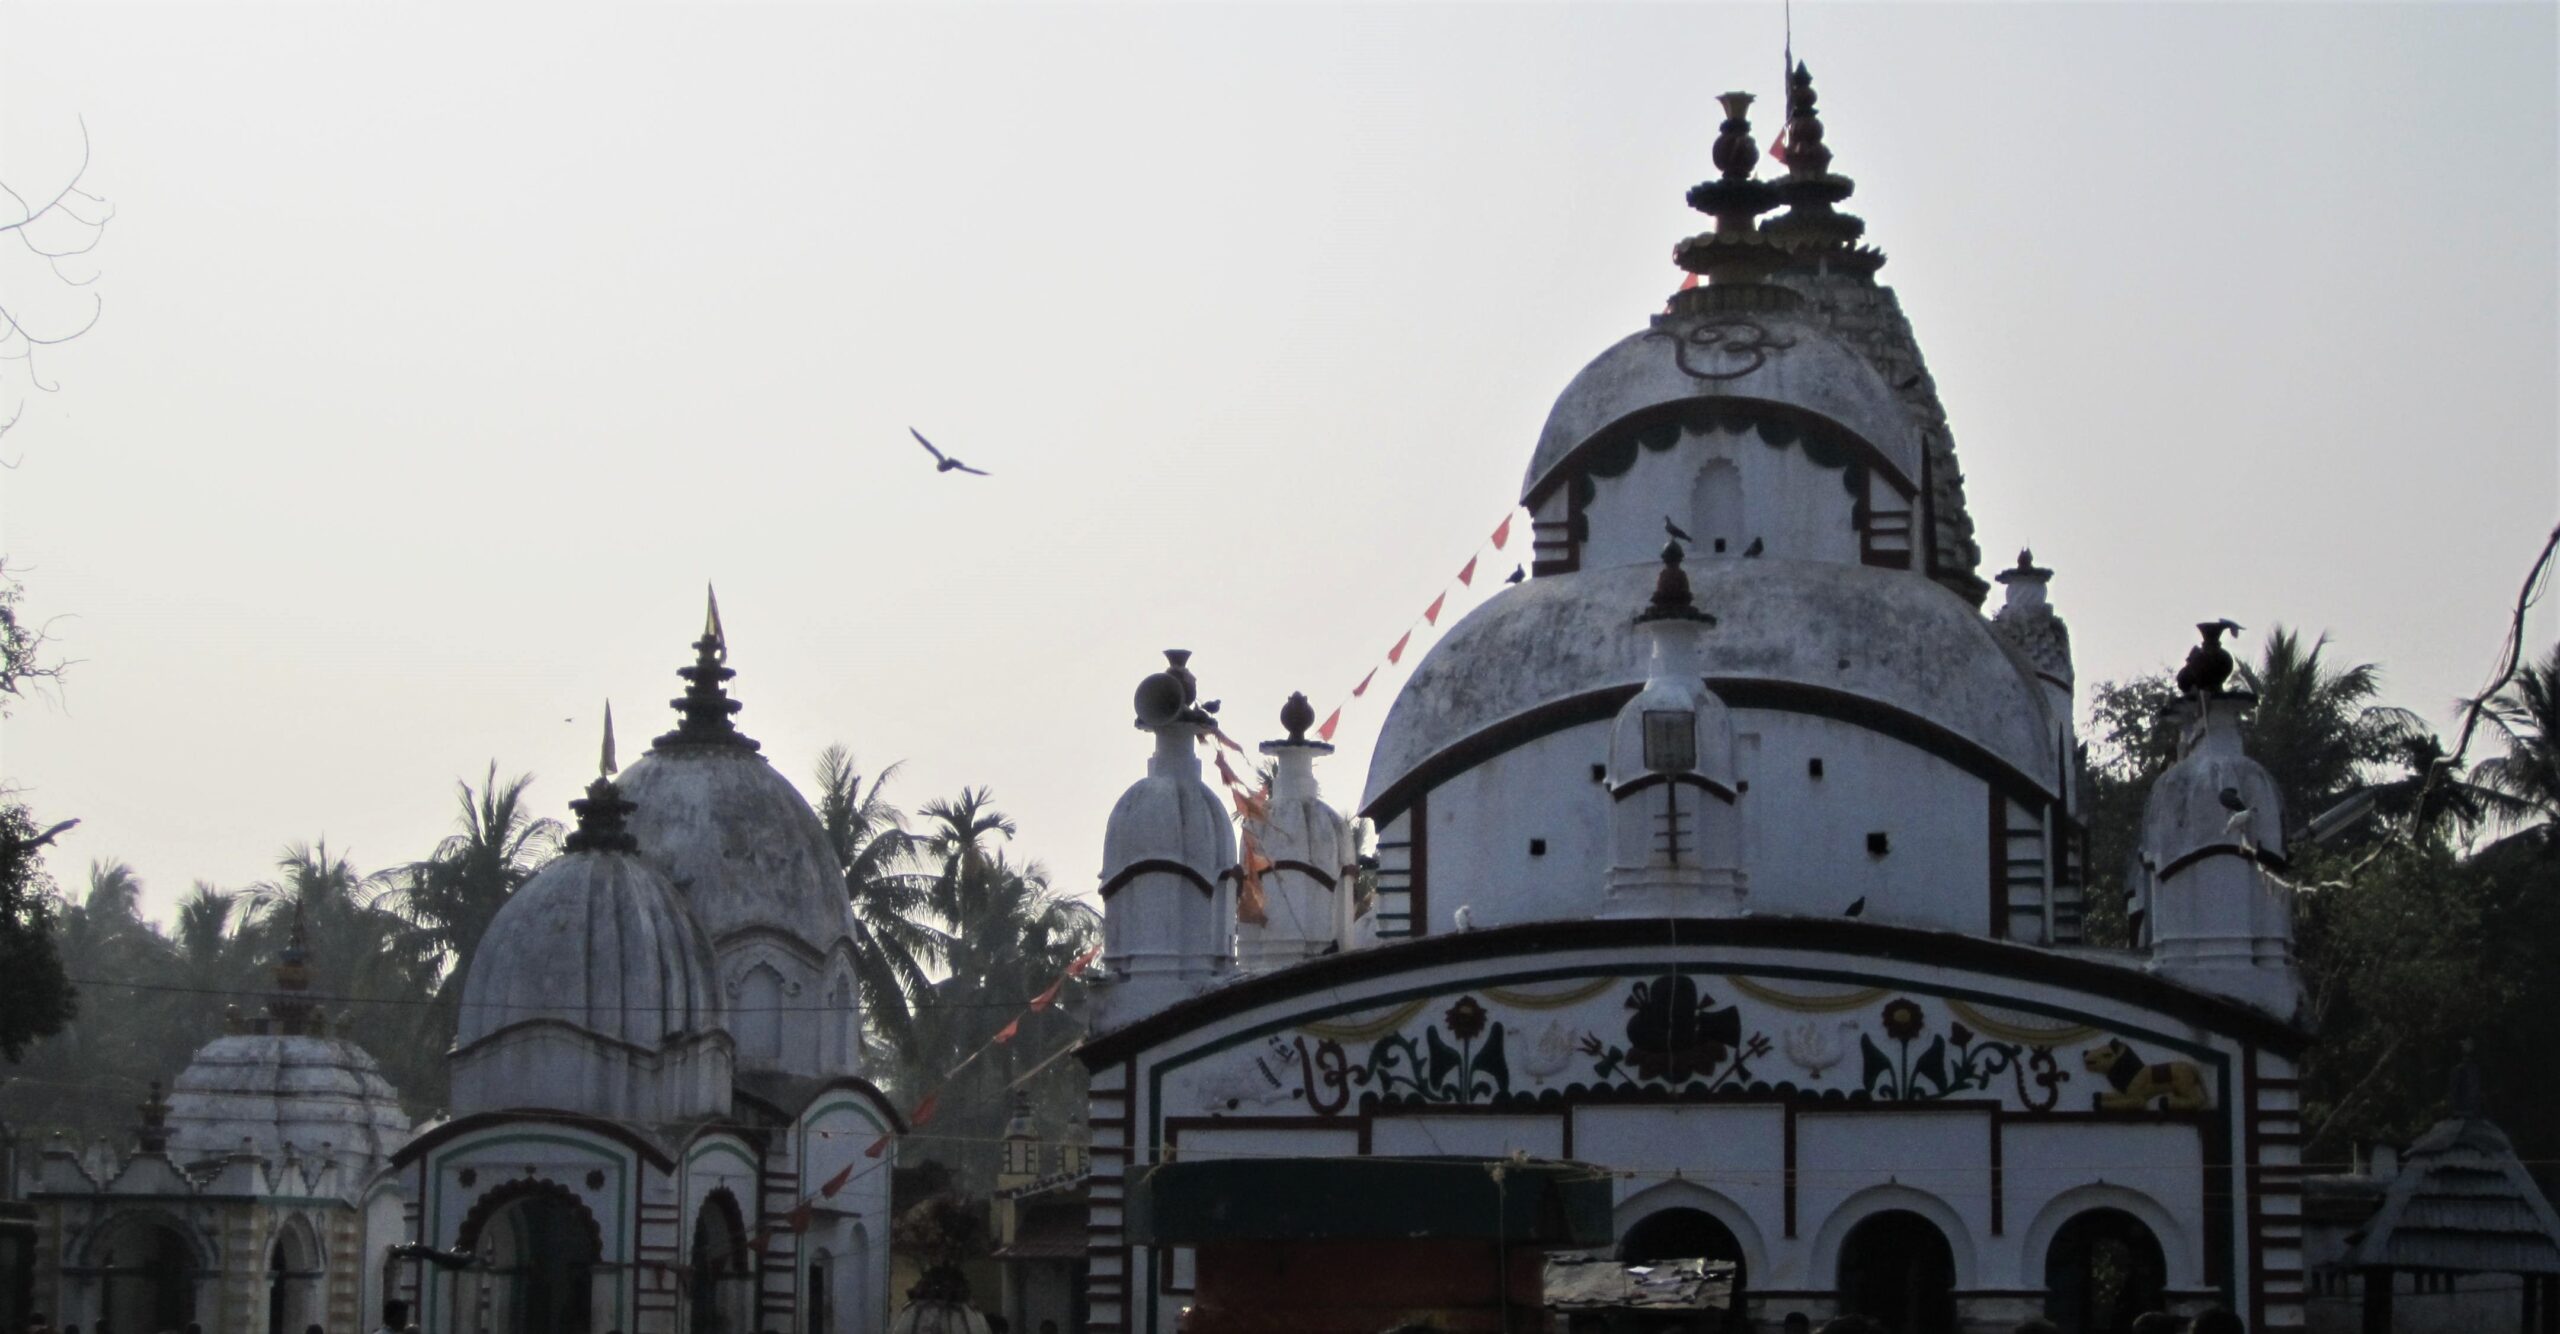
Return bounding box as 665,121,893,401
1881,997,1925,1042
1445,996,1489,1043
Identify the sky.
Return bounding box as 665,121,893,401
2,2,2553,929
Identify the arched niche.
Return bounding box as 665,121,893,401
1836,1209,1959,1334
733,962,788,1066
267,1213,326,1334
2016,1184,2196,1296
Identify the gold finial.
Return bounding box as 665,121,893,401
600,701,618,777
704,584,727,661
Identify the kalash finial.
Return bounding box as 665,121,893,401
270,901,317,1034
565,712,641,855
1673,92,1789,297
1637,541,1716,625
1764,61,1878,272
134,1079,173,1155
1263,690,1333,756
655,585,761,752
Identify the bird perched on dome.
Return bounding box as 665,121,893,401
2175,620,2245,697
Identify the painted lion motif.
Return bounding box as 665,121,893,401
2080,1039,2208,1112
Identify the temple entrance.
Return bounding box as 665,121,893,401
1837,1210,1956,1334
267,1216,323,1334
92,1215,197,1334
1618,1206,1749,1296
688,1191,753,1334
467,1184,602,1334
2043,1209,2167,1334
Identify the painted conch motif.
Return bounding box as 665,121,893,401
1198,1034,1302,1111
1523,1021,1576,1083
1784,1019,1858,1080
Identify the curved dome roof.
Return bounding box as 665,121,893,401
456,847,725,1051
618,744,854,956
1523,312,1922,505
165,1032,411,1168
1101,766,1237,891
1363,557,2057,816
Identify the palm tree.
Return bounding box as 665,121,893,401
376,765,563,1006
2238,627,2424,832
173,882,237,967
811,745,945,1057
2474,644,2560,839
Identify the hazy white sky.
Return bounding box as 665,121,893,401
3,3,2553,928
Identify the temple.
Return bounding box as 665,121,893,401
1081,69,2315,1334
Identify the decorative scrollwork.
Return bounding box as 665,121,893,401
1649,318,1797,381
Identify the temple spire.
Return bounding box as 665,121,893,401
654,585,760,752
1673,92,1787,290
566,712,641,855
1764,62,1880,273
269,901,318,1035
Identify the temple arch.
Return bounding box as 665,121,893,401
82,1211,205,1334
1612,1178,1766,1294
457,1179,604,1334
2041,1207,2169,1334
688,1188,754,1334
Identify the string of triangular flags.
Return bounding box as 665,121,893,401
1195,507,1523,928
747,940,1105,1248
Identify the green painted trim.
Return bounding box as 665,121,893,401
685,1139,759,1176
421,1128,637,1333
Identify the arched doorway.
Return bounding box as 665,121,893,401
1837,1209,1957,1334
267,1217,323,1334
91,1215,198,1334
1619,1206,1750,1296
688,1191,753,1334
2044,1209,2167,1334
462,1182,603,1334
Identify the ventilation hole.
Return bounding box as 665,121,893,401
1528,839,1548,857
1713,537,1727,553
1808,758,1825,779
1736,780,1749,794
1590,763,1608,783
1867,831,1891,856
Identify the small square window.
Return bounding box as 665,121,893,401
1590,763,1608,783
1867,831,1891,856
1642,710,1696,773
1809,758,1825,779
1528,839,1547,857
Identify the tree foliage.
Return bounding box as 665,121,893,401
0,804,76,1061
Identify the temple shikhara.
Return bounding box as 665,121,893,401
1082,69,2322,1334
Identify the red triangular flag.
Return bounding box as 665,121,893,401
1068,942,1103,974
1491,514,1513,549
909,1091,941,1128
863,1133,894,1159
1028,975,1066,1012
1387,630,1412,664
1316,708,1341,742
1424,592,1448,625
1456,555,1479,586
786,1203,814,1233
820,1161,856,1197
1212,728,1244,753
1351,668,1377,698
991,1014,1021,1045
1768,122,1791,166
1679,271,1700,291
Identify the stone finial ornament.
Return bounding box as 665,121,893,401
564,725,641,857
1710,91,1761,181
1637,541,1715,625
1269,691,1329,753
1764,62,1878,271
656,585,760,752
270,903,319,1036
1676,92,1785,289
134,1079,172,1154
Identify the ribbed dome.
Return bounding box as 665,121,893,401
1101,763,1236,893
1363,557,2058,818
617,744,854,955
164,1033,411,1169
456,848,725,1051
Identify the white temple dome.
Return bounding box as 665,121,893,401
619,744,853,952
164,1032,411,1170
1522,314,1923,508
1100,755,1235,895
1362,556,2059,817
455,842,725,1052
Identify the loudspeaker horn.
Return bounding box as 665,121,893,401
1134,672,1187,729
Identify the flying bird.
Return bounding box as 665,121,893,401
1665,517,1696,545
1743,537,1765,558
1843,896,1867,918
909,428,990,476
1504,566,1526,585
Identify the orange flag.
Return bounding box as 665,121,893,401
1068,942,1104,974
786,1203,814,1233
909,1091,941,1129
1679,271,1700,290
1317,709,1341,742
1215,750,1244,789
1491,514,1513,549
863,1133,894,1159
820,1161,857,1196
1424,592,1447,625
1029,944,1106,1012
991,1014,1021,1045
1388,631,1412,664
1457,555,1478,586
1351,668,1377,698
